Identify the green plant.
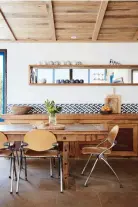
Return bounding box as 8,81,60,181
45,99,62,115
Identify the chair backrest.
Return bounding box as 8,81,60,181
0,132,8,149
107,125,119,145
24,129,57,151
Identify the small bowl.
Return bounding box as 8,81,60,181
11,106,32,115
65,61,71,65
56,79,61,84
38,78,46,84
65,79,70,83
70,79,75,83
54,61,60,65
100,110,112,115
74,79,80,83
60,79,65,84
79,79,84,83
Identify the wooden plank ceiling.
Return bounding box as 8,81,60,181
0,0,138,42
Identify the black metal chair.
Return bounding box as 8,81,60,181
0,132,16,193
16,130,63,193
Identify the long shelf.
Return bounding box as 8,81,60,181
29,83,138,86
29,64,138,86
29,64,138,69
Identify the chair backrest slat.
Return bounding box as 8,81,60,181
24,130,57,151
107,125,119,145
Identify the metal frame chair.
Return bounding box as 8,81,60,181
81,125,123,188
0,132,17,193
16,129,63,193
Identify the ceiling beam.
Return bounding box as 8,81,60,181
0,8,17,41
92,0,109,41
46,1,56,41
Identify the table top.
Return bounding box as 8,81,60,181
0,124,108,135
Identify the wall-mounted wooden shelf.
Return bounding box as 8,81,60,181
29,83,138,86
29,64,138,86
29,64,138,69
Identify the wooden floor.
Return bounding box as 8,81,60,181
0,158,138,207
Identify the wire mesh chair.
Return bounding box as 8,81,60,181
81,125,123,188
16,129,63,193
0,132,17,193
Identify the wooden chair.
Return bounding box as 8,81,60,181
16,129,63,193
0,132,16,193
81,125,123,188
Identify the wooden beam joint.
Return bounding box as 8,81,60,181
92,0,109,41
0,8,17,41
46,1,56,41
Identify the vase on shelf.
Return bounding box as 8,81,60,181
49,113,56,125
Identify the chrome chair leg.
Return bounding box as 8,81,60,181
20,150,24,169
50,158,53,177
58,156,60,178
84,158,98,187
15,150,19,166
16,155,22,194
24,156,28,181
10,156,14,194
9,157,12,179
13,156,17,181
81,154,93,175
101,157,123,188
59,156,63,193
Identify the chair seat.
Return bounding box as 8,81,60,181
24,149,58,157
82,146,111,155
0,149,12,157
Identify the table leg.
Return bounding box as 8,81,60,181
63,141,69,189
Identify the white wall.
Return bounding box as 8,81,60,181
0,42,138,104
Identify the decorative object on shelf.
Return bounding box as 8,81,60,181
56,79,61,84
38,78,46,84
113,77,124,83
72,61,76,65
48,61,54,65
45,100,62,125
109,59,121,65
60,79,65,84
54,61,60,65
74,79,80,83
76,61,82,65
105,88,121,113
79,79,84,83
70,79,75,83
55,79,84,84
100,104,112,114
65,61,71,65
60,61,64,65
64,79,70,83
11,106,32,115
110,72,114,83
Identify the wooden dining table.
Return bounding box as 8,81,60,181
0,123,108,189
